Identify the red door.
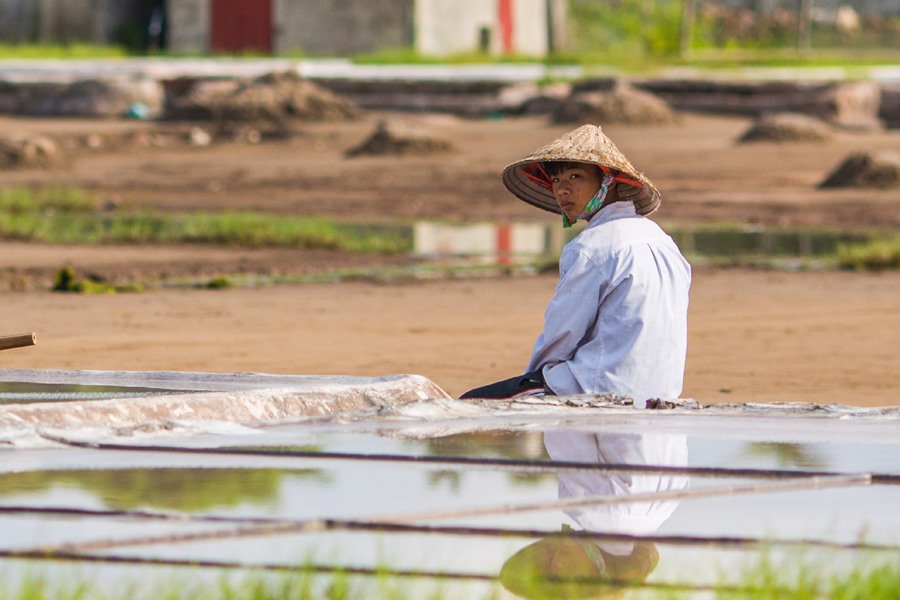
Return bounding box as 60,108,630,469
498,0,515,54
210,0,272,54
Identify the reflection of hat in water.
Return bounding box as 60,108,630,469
499,529,659,600
501,124,661,217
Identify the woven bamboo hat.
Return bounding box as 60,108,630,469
499,533,659,599
501,124,661,216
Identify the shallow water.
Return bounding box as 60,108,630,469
412,221,872,270
0,371,897,598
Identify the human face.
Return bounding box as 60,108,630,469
549,164,604,221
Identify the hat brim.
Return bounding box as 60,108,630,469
499,536,660,599
501,160,569,215
500,124,662,217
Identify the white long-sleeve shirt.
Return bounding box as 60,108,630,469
526,202,691,403
544,430,689,554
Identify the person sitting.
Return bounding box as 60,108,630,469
460,124,691,406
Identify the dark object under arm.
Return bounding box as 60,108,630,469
459,370,554,399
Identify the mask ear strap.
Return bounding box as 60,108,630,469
562,171,616,228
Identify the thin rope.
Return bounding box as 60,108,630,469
2,504,895,552
36,431,900,484
367,473,872,525
23,473,872,554
0,548,494,581
335,519,899,552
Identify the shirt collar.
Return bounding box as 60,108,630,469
584,200,639,230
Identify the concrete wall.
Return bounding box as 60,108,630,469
274,0,413,55
415,0,493,56
0,0,147,44
0,0,99,43
0,0,37,42
165,0,557,57
416,0,550,57
168,0,415,56
167,0,209,53
511,0,550,56
35,0,93,43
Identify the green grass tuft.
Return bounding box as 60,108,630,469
835,236,900,271
0,187,411,253
0,43,127,59
0,187,98,215
51,266,143,294
203,276,233,290
829,562,900,600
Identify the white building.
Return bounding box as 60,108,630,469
415,0,566,57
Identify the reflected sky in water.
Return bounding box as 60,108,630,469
1,413,898,596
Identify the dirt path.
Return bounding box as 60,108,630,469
2,267,897,407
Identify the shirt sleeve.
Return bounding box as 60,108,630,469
526,245,606,375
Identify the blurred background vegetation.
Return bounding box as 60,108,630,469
563,0,900,69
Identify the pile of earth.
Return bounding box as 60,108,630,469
344,120,454,157
164,71,361,135
738,112,834,143
819,152,900,188
0,71,363,169
552,79,679,126
0,123,269,171
0,132,58,168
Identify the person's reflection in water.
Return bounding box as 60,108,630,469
500,431,689,599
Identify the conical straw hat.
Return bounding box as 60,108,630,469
499,533,659,599
499,536,619,599
501,124,661,216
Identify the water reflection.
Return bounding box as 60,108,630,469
744,442,825,469
500,431,689,598
413,221,564,265
421,430,551,491
0,468,327,511
412,221,870,266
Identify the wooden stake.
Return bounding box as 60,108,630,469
0,332,37,351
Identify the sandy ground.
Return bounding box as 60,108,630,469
1,268,898,407
0,109,898,407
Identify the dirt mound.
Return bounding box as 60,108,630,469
553,81,678,126
738,112,833,143
0,132,58,169
881,85,900,129
0,76,164,118
165,71,361,130
344,120,453,157
819,152,900,189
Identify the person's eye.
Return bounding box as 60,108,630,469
551,177,559,183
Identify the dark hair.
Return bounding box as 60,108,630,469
541,161,602,177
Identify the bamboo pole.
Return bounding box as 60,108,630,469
0,332,37,351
